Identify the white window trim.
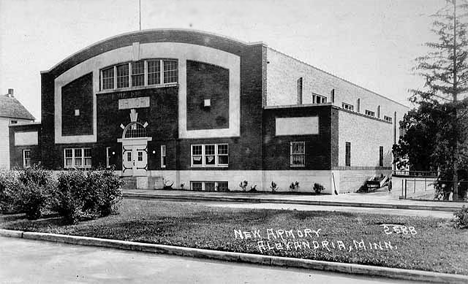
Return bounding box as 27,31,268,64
365,110,375,117
312,94,327,104
191,144,229,168
342,102,354,111
64,148,92,169
23,149,31,168
290,141,305,167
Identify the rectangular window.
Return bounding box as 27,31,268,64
217,181,229,191
312,94,327,104
163,60,178,83
131,61,144,87
117,64,129,88
290,142,305,167
192,145,203,166
64,148,91,169
384,116,393,123
102,67,114,90
365,110,375,117
342,102,354,111
191,144,229,167
191,182,203,191
218,144,229,165
379,146,384,167
23,149,31,168
147,60,161,85
65,149,73,167
205,145,216,165
106,147,111,168
191,181,228,191
138,151,143,162
161,145,166,168
205,182,216,192
345,142,351,167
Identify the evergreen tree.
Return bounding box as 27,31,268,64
396,0,468,200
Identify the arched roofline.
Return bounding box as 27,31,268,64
41,28,266,77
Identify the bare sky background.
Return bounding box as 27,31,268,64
0,0,443,121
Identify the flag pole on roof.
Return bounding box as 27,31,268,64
139,0,142,31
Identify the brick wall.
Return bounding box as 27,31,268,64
186,60,229,130
62,72,93,136
262,105,333,170
9,123,41,169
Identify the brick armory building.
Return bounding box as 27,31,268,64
10,29,408,193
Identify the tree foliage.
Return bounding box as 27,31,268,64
394,0,468,199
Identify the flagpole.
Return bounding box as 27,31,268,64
139,0,142,31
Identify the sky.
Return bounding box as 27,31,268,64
0,0,445,121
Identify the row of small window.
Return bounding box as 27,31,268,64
101,59,178,91
191,181,229,191
341,102,393,123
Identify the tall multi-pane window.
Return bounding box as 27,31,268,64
164,60,178,83
161,145,167,168
192,145,203,166
290,142,305,167
64,148,92,169
147,60,161,85
345,142,351,167
131,61,144,87
218,144,229,165
102,67,114,90
23,149,31,168
116,64,129,88
205,145,216,165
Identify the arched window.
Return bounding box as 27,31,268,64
122,122,147,138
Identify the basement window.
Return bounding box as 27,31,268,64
365,110,375,117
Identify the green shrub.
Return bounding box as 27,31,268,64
313,183,325,194
0,170,21,213
53,170,88,224
86,168,123,217
15,182,49,220
454,206,468,229
3,166,55,219
53,169,123,224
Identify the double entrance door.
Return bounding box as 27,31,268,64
121,138,148,177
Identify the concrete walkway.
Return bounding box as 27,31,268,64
123,188,466,212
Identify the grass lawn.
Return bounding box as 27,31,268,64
1,199,467,275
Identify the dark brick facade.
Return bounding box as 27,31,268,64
186,60,229,130
262,105,335,171
9,124,41,169
62,72,93,136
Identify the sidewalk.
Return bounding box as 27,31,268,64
123,188,466,212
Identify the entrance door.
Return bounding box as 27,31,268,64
122,139,148,177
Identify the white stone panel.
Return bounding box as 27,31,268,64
275,117,319,136
14,131,38,146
